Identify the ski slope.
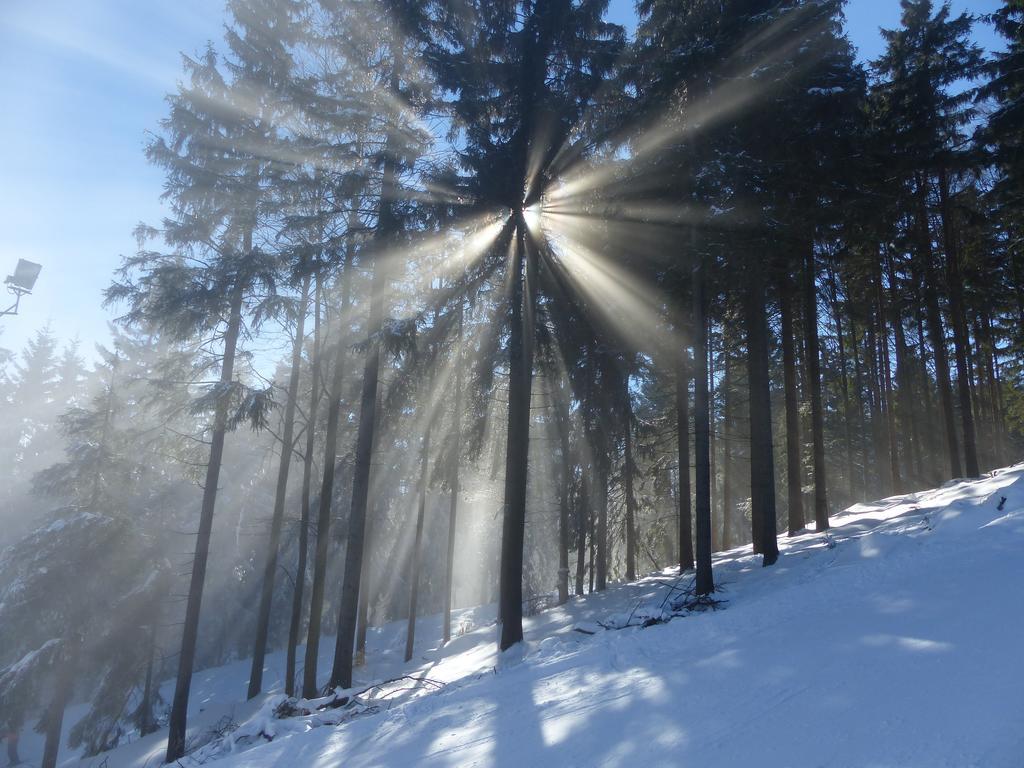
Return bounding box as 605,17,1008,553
35,464,1024,767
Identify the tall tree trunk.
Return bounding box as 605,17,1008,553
968,316,989,468
302,246,354,699
990,320,1010,465
850,315,869,499
166,279,245,763
746,258,779,566
498,217,536,650
589,487,598,593
357,419,385,668
41,635,79,768
917,176,962,479
623,367,637,582
330,141,398,688
874,256,902,494
826,263,856,506
707,318,718,551
779,266,804,534
555,373,572,603
249,274,311,699
594,435,609,592
286,276,321,697
886,252,922,485
676,350,694,570
913,301,940,483
802,242,828,529
693,256,714,594
938,166,979,477
865,308,888,497
575,429,588,597
443,302,465,639
980,310,1008,464
355,499,378,664
721,352,734,551
405,414,432,662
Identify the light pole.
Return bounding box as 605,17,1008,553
2,259,42,317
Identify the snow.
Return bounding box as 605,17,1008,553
0,639,60,688
28,464,1024,767
808,86,845,95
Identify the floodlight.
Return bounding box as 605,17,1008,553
2,259,42,317
5,259,42,292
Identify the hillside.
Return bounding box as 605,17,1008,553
27,464,1024,768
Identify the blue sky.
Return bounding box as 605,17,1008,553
0,0,1004,364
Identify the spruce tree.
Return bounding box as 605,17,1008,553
106,41,280,761
872,0,984,479
426,0,622,650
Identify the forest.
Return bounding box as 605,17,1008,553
0,0,1022,766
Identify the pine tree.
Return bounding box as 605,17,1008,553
872,0,985,480
220,0,309,702
329,0,435,691
426,0,623,649
1,329,177,766
106,40,281,761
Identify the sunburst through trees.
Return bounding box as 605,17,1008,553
1,1,1022,766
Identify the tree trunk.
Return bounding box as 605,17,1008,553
802,242,828,530
555,372,572,603
594,434,609,592
443,302,465,640
588,493,596,594
498,216,536,649
622,367,637,582
404,415,432,663
746,258,779,566
693,256,714,594
286,276,321,698
575,434,588,597
850,315,869,499
675,351,694,570
779,266,804,534
874,256,902,494
166,280,245,763
355,509,373,664
913,300,940,484
938,166,979,477
980,310,1008,464
917,176,962,479
249,274,311,699
990,321,1010,465
721,352,734,551
41,635,79,768
708,319,718,551
826,263,856,505
302,247,354,699
886,252,923,485
357,453,384,667
330,143,397,689
865,308,887,497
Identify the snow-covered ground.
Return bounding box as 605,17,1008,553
28,464,1024,767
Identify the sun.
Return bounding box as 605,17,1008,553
523,201,543,231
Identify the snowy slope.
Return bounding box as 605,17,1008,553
43,464,1024,768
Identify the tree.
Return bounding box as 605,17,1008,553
872,0,985,479
426,0,622,649
328,0,434,691
107,41,280,761
1,329,179,766
0,326,60,531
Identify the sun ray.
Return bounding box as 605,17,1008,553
541,218,682,366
